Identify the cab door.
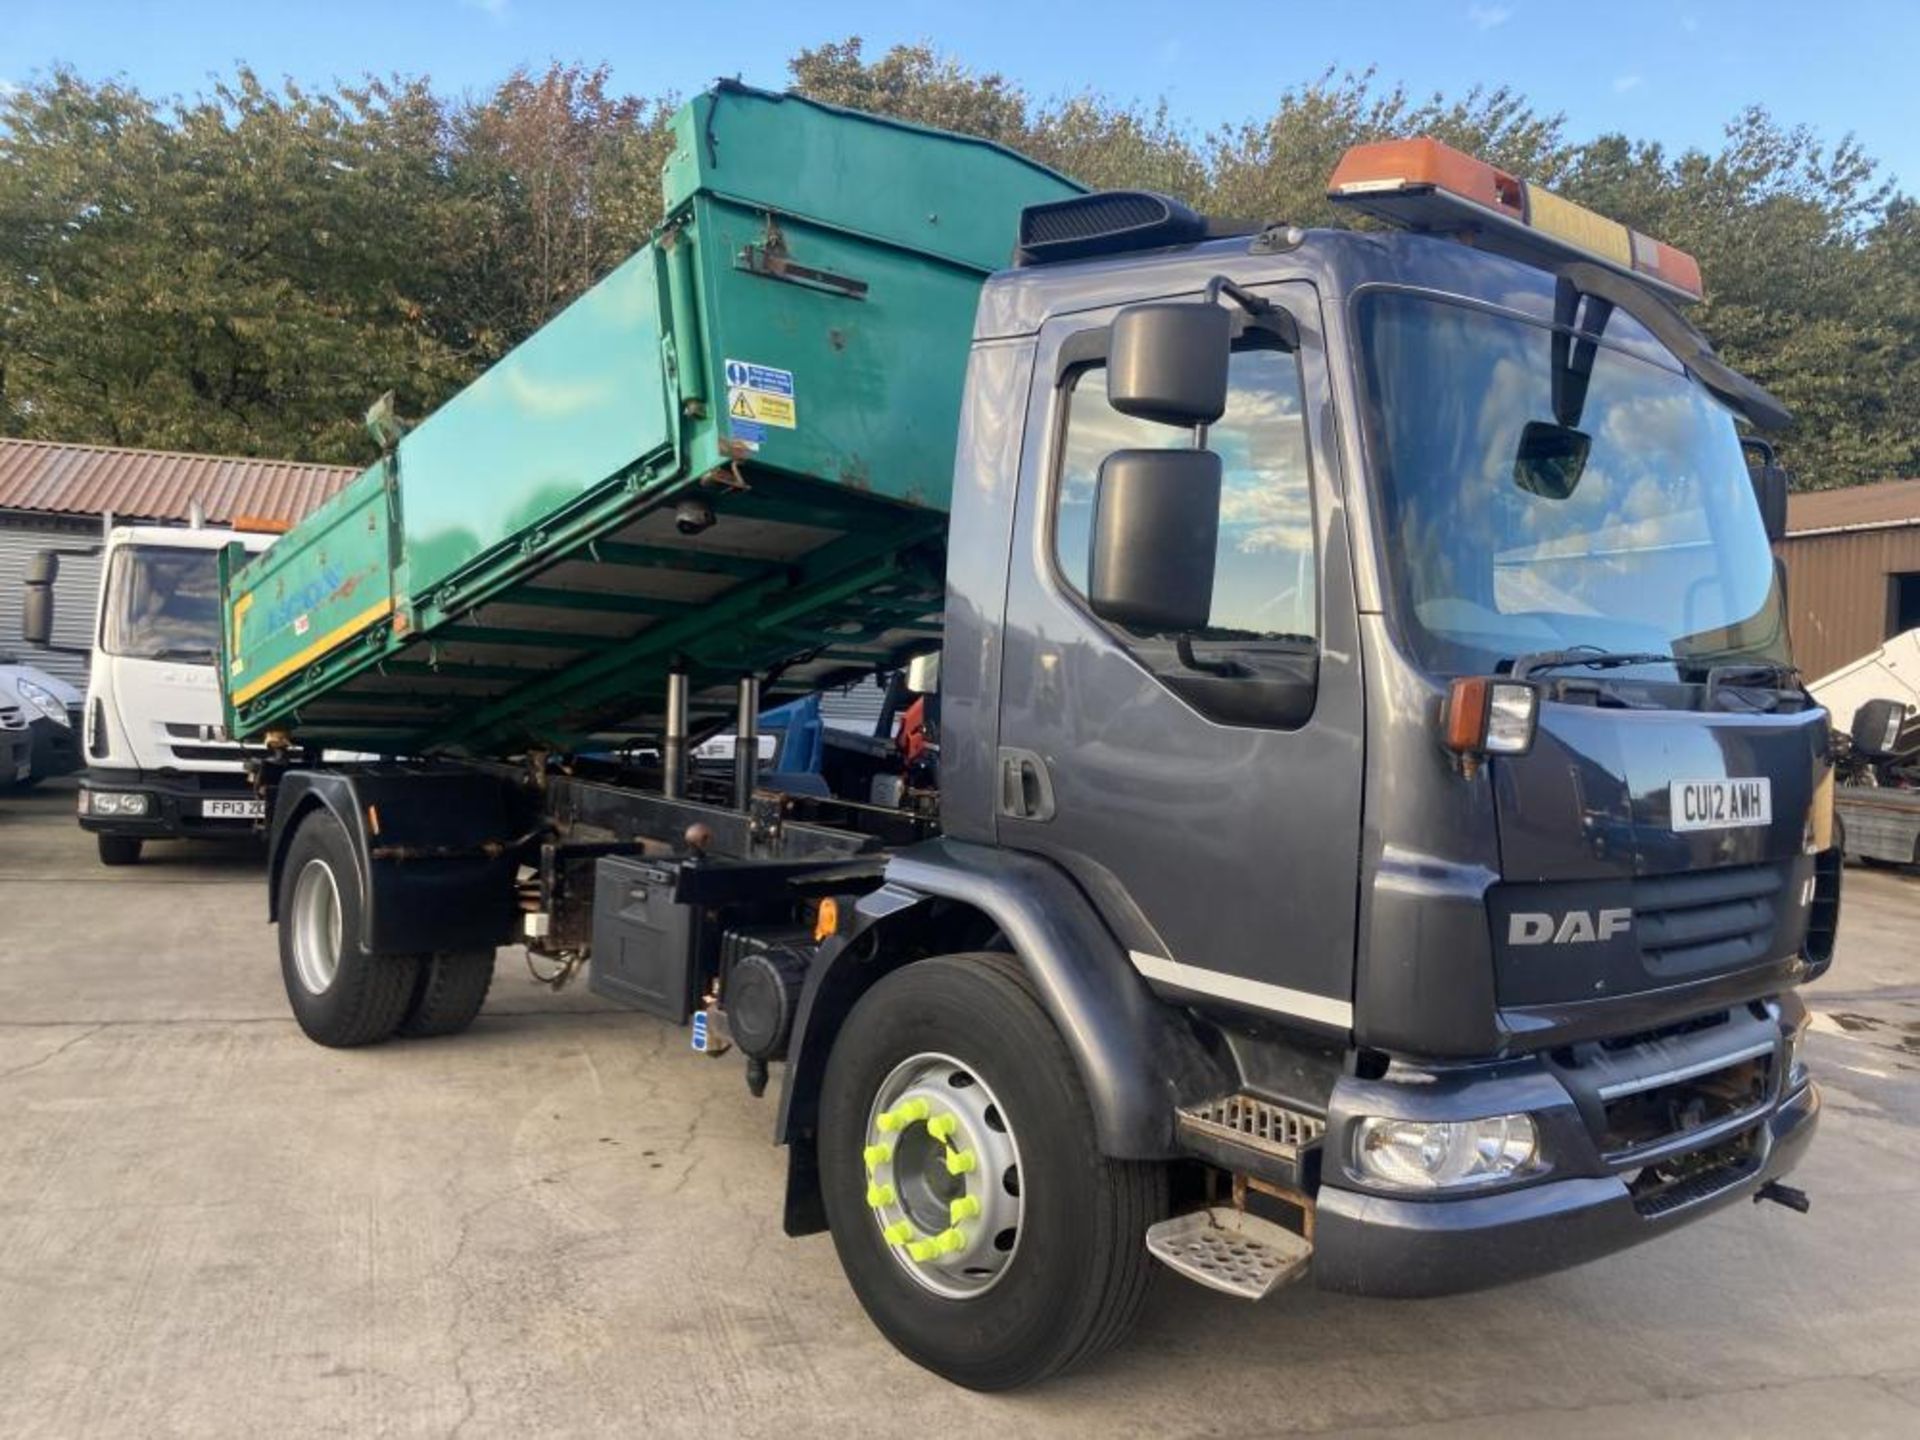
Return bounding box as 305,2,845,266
994,281,1363,1032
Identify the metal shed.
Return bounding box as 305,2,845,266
0,439,355,688
1774,478,1920,681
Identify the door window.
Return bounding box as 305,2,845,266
1053,346,1317,647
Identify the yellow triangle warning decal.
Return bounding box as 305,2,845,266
729,390,756,419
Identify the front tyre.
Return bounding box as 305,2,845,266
819,953,1165,1390
96,834,141,866
277,808,420,1048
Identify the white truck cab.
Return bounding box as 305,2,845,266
75,523,278,864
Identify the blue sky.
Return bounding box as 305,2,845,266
4,0,1916,193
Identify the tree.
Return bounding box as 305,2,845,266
440,65,677,367
0,44,1913,488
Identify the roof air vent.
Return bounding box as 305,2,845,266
1016,191,1209,266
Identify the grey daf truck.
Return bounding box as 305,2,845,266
218,91,1833,1390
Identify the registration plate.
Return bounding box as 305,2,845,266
202,798,266,820
1670,778,1772,832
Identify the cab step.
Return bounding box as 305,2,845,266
1144,1207,1313,1300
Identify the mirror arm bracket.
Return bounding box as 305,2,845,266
1174,634,1245,678
1204,275,1300,350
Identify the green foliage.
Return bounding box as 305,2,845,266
0,43,1912,488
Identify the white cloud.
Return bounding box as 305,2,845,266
1468,3,1514,30
1613,73,1644,93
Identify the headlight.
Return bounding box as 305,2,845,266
12,678,69,727
1353,1113,1540,1191
85,791,152,817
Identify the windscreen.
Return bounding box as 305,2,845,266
1357,289,1788,677
102,545,222,662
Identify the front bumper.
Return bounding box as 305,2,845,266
1307,995,1818,1297
2,732,30,786
1314,1077,1817,1295
28,715,82,780
78,768,265,841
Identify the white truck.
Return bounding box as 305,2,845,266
22,520,279,864
1809,630,1920,866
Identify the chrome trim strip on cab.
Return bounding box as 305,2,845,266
1128,950,1354,1028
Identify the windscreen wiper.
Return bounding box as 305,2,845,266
1508,648,1674,681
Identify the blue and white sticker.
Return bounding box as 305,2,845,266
691,1010,710,1052
723,357,797,431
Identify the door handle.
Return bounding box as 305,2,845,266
997,747,1055,822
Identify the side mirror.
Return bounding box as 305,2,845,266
1850,697,1909,760
1513,421,1591,500
1741,438,1790,543
21,551,58,646
1088,449,1221,634
1106,302,1231,427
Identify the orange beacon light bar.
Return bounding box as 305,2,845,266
1327,137,1704,303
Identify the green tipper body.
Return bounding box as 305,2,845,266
221,84,1080,754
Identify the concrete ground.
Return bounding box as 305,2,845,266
2,778,1919,1439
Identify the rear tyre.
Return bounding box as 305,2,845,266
397,950,496,1038
277,808,420,1048
819,952,1166,1391
96,834,142,866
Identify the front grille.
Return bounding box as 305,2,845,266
1597,1043,1774,1158
166,744,254,764
1633,862,1784,978
1628,1127,1763,1217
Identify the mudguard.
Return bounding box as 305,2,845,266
266,765,527,955
775,837,1230,1231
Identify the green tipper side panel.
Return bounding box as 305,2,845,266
221,84,1080,755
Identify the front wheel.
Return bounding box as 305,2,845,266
277,808,420,1047
818,953,1165,1390
96,834,142,866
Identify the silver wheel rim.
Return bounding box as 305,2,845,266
862,1051,1025,1300
290,857,343,996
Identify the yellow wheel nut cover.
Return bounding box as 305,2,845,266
944,1147,978,1176
936,1227,967,1255
877,1098,931,1133
862,1143,891,1173
949,1195,981,1224
882,1220,914,1245
865,1181,896,1209
926,1113,959,1142
907,1238,937,1263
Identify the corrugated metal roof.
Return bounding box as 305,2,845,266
0,438,358,525
1785,478,1920,537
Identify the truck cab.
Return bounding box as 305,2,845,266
941,162,1831,1300
70,523,277,863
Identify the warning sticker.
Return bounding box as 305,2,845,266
723,357,797,430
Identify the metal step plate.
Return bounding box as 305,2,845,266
1145,1207,1313,1300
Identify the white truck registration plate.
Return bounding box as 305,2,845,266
202,798,266,820
1669,778,1771,832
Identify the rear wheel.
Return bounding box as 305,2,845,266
277,809,419,1047
397,950,496,1038
96,834,141,866
819,952,1165,1390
